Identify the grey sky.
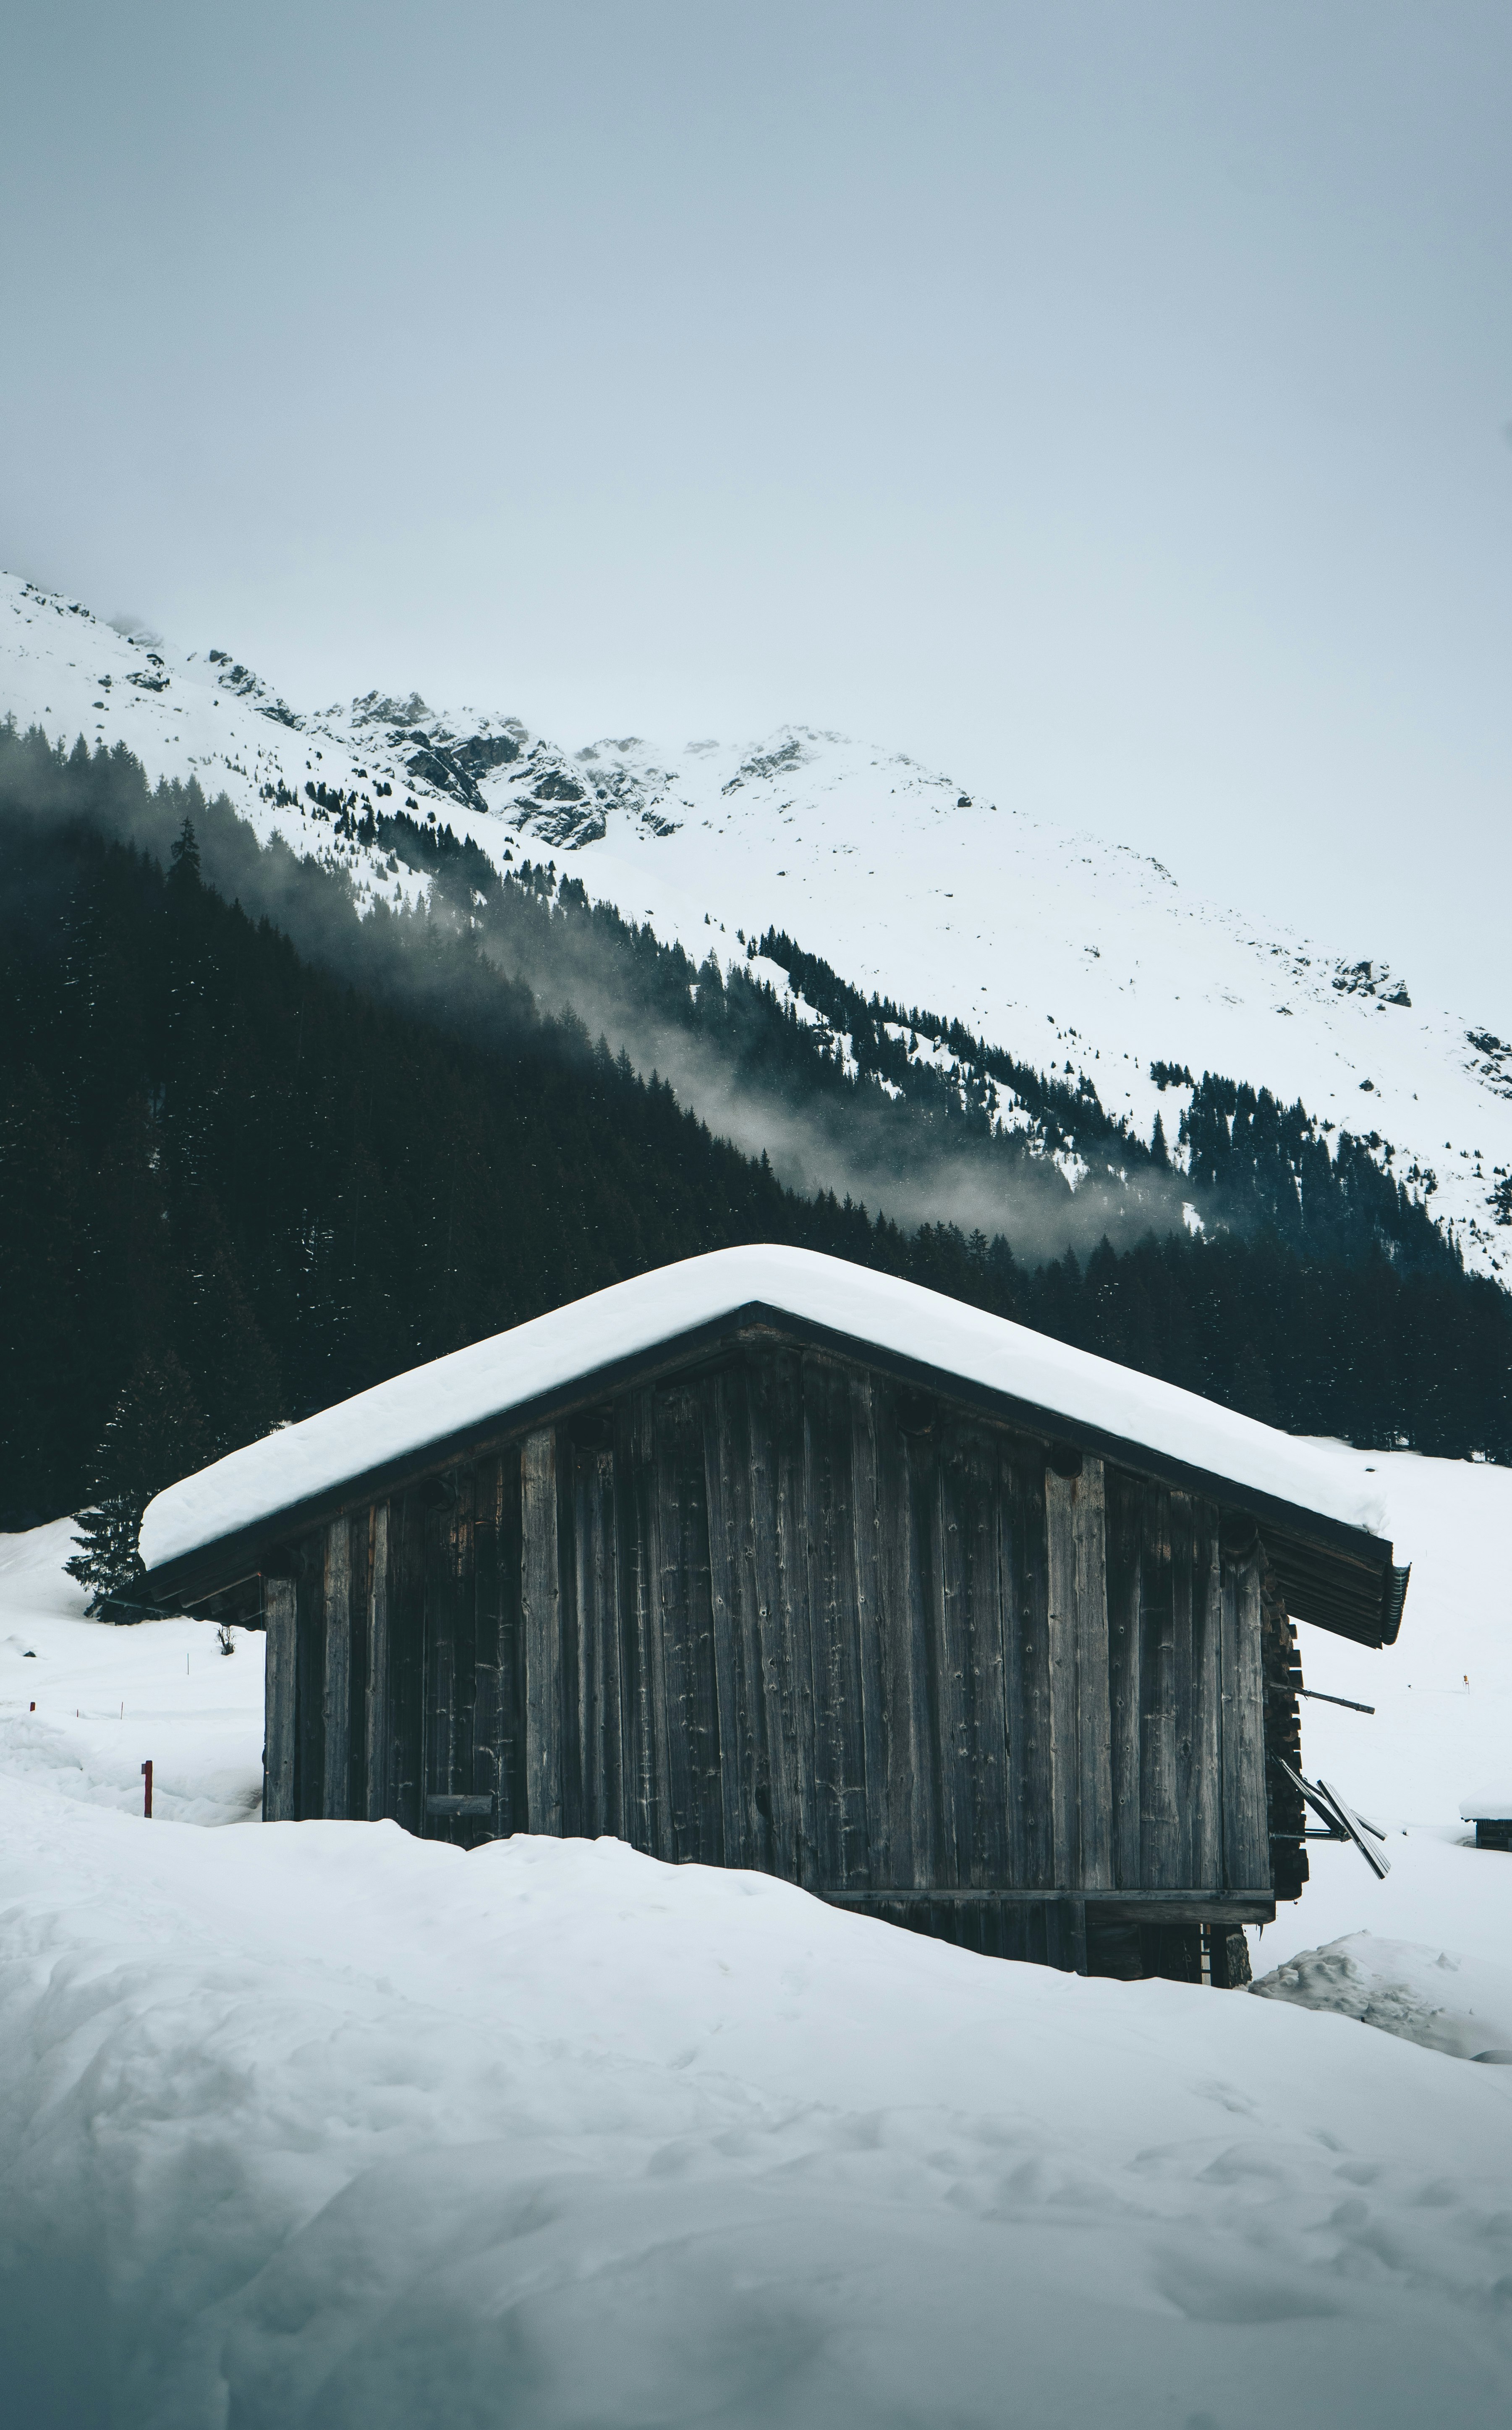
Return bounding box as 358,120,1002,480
4,3,1509,1019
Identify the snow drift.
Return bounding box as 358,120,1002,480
1252,1932,1512,2065
5,1443,1512,2424
3,1800,1512,2430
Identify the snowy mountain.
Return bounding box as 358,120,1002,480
6,568,1509,1278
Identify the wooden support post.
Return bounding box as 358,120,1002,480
141,1758,153,1820
1190,1515,1223,1889
322,1517,352,1818
1045,1456,1111,1892
702,1372,750,1872
1073,1461,1112,1891
1104,1472,1142,1892
1205,1924,1253,1989
1221,1545,1270,1892
263,1576,297,1820
1068,1893,1088,1976
1140,1490,1180,1888
1001,1443,1052,1893
522,1426,563,1834
364,1502,390,1820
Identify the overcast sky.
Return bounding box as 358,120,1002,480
4,3,1509,1018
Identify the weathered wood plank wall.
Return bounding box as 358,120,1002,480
522,1426,562,1838
322,1515,351,1819
1220,1544,1270,1892
262,1577,297,1820
267,1339,1280,1908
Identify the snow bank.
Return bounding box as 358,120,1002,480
4,1802,1512,2430
5,1471,1512,2422
141,1245,1394,1574
0,1707,261,1827
1252,1932,1512,2064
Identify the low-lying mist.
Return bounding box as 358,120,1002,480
8,721,1509,1483
485,922,1195,1266
0,721,1193,1271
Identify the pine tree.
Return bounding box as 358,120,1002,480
66,1349,210,1619
168,814,201,887
64,1491,147,1617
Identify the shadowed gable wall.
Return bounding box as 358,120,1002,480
262,1335,1286,1966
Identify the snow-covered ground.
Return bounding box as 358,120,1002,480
3,1447,1512,2424
0,1519,263,1829
1296,1448,1512,1774
8,568,1512,1280
6,1791,1512,2430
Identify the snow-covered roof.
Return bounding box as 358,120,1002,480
139,1243,1397,1584
1460,1794,1512,1822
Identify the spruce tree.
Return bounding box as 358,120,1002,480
66,1349,210,1618
168,814,201,886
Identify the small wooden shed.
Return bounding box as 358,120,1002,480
140,1247,1409,1982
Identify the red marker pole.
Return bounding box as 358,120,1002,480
141,1760,153,1820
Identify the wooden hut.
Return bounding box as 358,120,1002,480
139,1247,1409,1983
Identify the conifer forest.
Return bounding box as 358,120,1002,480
2,718,1509,1587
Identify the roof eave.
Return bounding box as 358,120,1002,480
140,1299,1403,1642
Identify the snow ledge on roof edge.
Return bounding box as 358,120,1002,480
139,1248,1392,1575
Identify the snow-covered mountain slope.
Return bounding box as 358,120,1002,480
7,570,1510,1275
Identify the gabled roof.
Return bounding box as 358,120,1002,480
139,1245,1409,1644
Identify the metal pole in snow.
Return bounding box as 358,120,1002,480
141,1760,153,1820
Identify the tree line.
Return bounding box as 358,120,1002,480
2,723,1509,1608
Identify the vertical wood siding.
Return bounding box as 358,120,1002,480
1045,1460,1112,1890
569,1434,623,1843
263,1576,297,1820
293,1538,325,1820
362,1502,389,1821
1000,1440,1053,1891
1220,1544,1271,1891
318,1519,351,1819
1190,1508,1225,1888
268,1341,1278,1915
522,1427,562,1836
388,1486,426,1836
653,1386,723,1866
